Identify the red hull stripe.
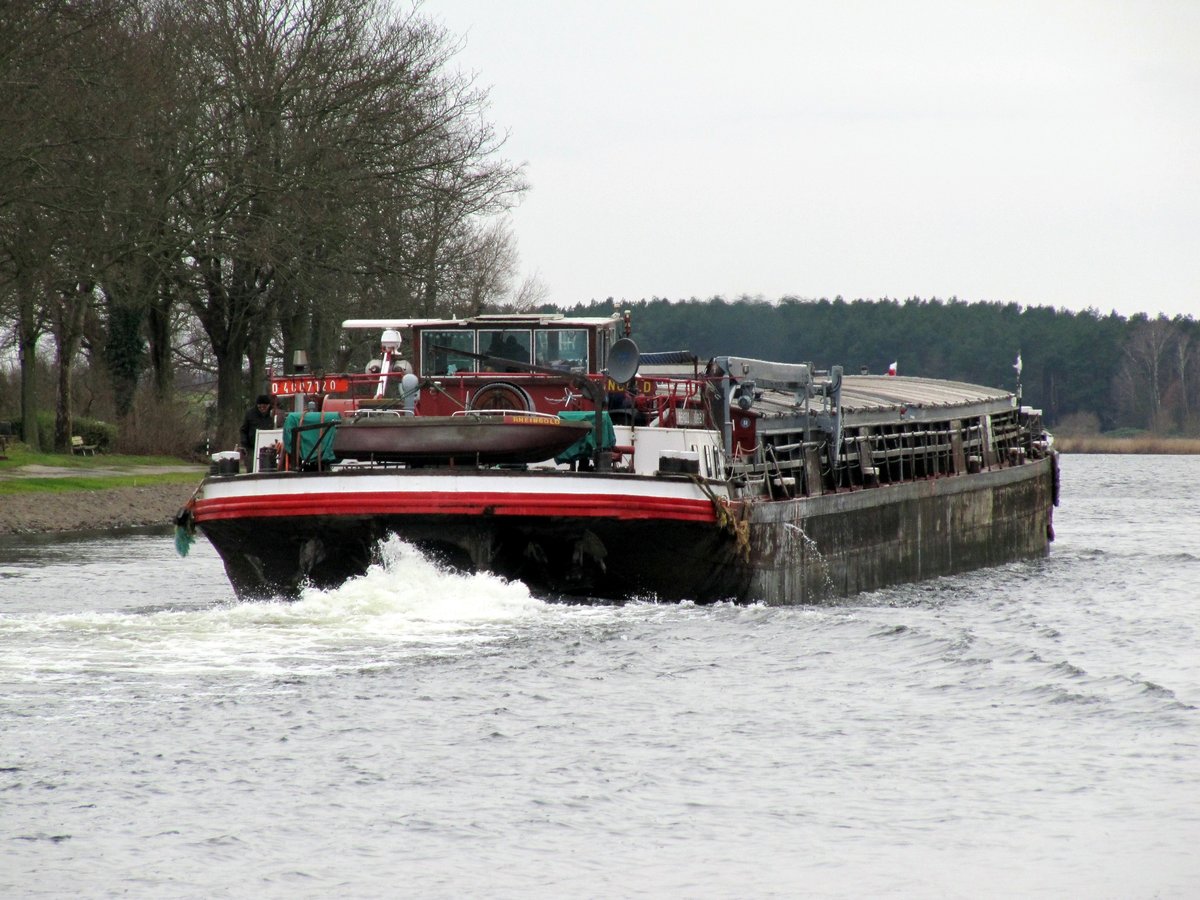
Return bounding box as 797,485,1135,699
193,491,717,523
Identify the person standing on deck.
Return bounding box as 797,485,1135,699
239,394,275,464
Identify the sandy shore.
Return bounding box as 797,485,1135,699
0,480,201,536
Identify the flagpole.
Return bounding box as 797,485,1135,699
1014,350,1023,403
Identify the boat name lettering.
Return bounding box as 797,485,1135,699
269,377,350,396
607,378,660,394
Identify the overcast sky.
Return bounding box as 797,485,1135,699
428,1,1199,319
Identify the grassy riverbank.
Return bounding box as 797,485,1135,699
0,471,201,495
0,444,205,534
0,444,202,494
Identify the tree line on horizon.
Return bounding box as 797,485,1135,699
554,296,1200,437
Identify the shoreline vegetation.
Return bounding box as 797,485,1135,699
1052,435,1200,454
1,436,1197,537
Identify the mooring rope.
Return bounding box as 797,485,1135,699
690,475,751,562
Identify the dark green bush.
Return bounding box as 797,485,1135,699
12,413,116,451
11,413,54,449
75,417,117,450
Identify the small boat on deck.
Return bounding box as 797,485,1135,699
330,411,594,465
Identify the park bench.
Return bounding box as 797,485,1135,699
71,435,98,456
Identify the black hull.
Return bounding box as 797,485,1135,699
196,456,1056,604
199,513,746,602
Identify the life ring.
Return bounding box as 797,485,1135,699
469,383,532,412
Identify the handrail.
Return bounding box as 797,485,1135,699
353,408,413,418
451,409,561,420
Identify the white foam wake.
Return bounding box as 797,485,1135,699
292,534,546,628
0,537,548,681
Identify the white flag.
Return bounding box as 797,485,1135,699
1014,352,1023,375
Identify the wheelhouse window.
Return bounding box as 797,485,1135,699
478,329,532,372
421,330,476,376
534,329,588,372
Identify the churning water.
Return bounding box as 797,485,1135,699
2,455,1198,898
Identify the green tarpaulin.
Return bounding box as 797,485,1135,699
283,411,340,464
555,411,615,465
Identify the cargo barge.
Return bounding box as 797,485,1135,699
179,312,1058,604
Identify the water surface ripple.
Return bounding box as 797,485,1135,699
2,455,1198,897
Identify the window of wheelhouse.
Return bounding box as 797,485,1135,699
534,329,588,372
478,329,532,372
420,330,476,376
598,326,615,373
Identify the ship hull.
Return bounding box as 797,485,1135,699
192,457,1056,604
742,457,1056,603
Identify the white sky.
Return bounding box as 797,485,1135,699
428,0,1200,319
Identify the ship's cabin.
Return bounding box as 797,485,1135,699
345,313,623,380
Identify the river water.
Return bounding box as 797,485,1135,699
1,454,1197,898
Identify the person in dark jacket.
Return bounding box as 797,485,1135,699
240,394,275,454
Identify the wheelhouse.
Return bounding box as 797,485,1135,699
332,313,626,416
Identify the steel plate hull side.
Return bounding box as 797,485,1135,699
740,457,1056,604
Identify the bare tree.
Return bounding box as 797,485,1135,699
1170,321,1193,430
0,0,137,448
90,3,206,416
1113,315,1182,432
509,271,551,313
157,0,526,445
0,2,60,447
440,218,519,317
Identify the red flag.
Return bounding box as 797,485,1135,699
887,361,897,376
